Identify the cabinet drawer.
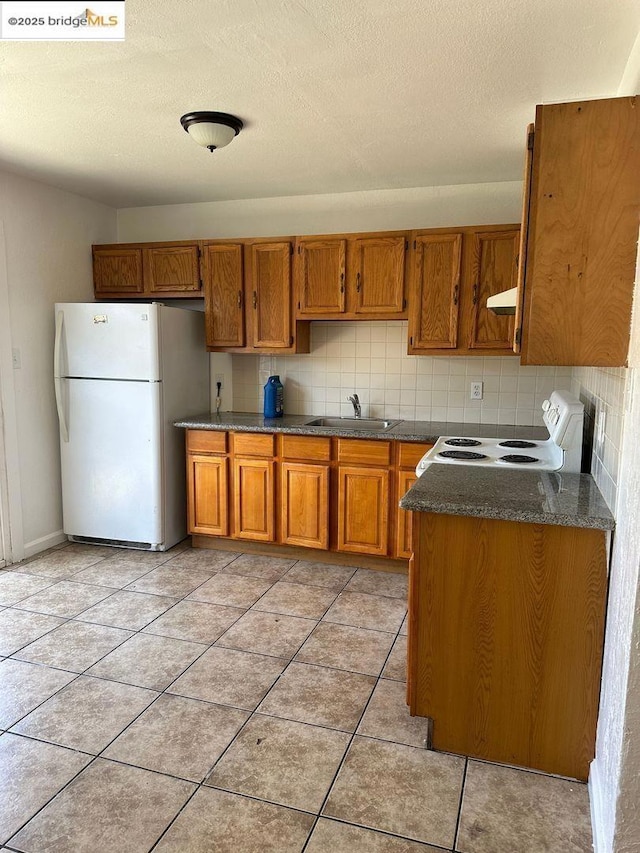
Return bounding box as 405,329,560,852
281,435,331,462
233,432,275,457
398,442,433,469
337,439,391,466
186,430,227,454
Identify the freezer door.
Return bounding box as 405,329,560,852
55,302,160,380
59,378,164,545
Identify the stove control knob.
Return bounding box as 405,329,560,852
542,399,551,412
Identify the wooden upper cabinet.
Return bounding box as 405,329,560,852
93,247,143,296
145,245,201,294
408,233,462,351
520,96,640,366
93,242,201,298
202,243,245,348
296,238,346,315
353,236,406,315
248,241,293,349
467,229,518,350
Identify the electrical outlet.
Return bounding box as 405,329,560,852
470,381,483,400
215,374,224,391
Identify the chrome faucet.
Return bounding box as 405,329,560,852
347,394,361,418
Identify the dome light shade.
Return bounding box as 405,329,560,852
180,111,243,152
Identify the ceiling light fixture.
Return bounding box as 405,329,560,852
179,111,243,152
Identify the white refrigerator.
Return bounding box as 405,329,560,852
54,302,210,551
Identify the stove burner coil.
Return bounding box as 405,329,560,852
438,450,487,460
499,454,539,464
444,438,482,447
498,440,537,449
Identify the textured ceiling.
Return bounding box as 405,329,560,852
0,0,638,208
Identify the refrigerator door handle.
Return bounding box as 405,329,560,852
54,310,69,442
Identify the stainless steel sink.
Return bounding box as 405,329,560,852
304,417,400,431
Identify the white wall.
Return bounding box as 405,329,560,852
117,181,522,242
578,255,640,853
0,170,116,559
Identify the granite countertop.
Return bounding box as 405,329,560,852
400,464,615,530
174,412,550,444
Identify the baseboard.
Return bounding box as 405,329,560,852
22,529,67,560
589,758,610,853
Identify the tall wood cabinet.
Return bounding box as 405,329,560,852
408,225,518,356
517,96,640,366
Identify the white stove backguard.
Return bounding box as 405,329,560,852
415,389,585,477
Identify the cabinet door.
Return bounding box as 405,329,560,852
93,248,143,295
409,234,462,350
233,458,275,541
337,465,389,556
467,230,518,350
296,239,346,315
395,470,417,558
145,245,201,294
521,97,640,366
203,243,245,348
249,242,292,348
280,462,329,549
353,236,406,315
187,454,228,536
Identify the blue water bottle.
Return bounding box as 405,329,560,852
263,375,284,418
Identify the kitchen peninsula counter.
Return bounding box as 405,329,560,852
400,463,614,530
174,412,549,445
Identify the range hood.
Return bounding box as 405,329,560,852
486,286,517,315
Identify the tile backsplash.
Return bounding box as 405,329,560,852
572,366,627,513
232,321,573,427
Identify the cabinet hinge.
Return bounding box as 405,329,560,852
515,327,522,346
405,239,408,250
197,245,202,258
199,278,203,289
297,301,301,310
402,298,407,310
409,336,413,346
527,129,535,150
290,244,294,255
413,239,416,250
297,245,301,254
290,335,294,346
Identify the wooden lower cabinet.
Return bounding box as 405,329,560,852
280,462,329,549
232,458,275,541
186,429,424,562
187,454,228,536
408,511,608,780
337,465,389,556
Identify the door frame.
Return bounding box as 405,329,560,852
0,221,24,566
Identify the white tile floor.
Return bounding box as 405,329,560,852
0,541,593,852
